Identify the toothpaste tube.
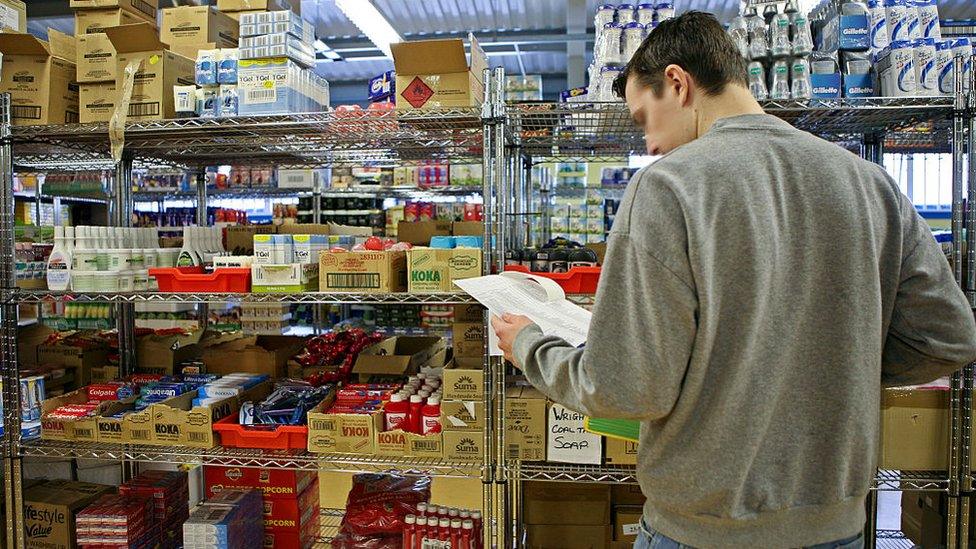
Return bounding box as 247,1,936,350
129,374,165,385
140,384,186,399
913,38,938,95
182,374,220,384
936,39,954,94
885,0,914,43
913,0,940,39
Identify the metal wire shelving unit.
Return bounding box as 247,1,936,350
0,69,511,549
499,65,973,548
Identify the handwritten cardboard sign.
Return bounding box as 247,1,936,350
546,403,602,464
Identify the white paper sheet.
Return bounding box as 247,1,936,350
453,273,592,355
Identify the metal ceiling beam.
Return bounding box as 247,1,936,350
566,0,587,89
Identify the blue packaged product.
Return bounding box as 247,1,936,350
220,85,238,117
195,49,218,86
430,236,456,249
559,86,588,102
935,39,954,95
884,0,915,42
454,236,484,249
843,72,875,97
183,374,220,384
217,48,238,85
199,385,243,399
197,86,220,118
368,70,396,102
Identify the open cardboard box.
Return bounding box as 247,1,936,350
202,335,305,377
136,328,207,375
391,34,486,111
40,388,133,442
352,336,447,382
0,30,79,126
308,406,384,455
880,386,950,470
442,356,485,401
37,340,109,386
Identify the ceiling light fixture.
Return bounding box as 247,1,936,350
334,0,403,59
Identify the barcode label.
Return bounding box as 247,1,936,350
12,105,40,120
132,430,150,440
413,440,439,451
188,432,208,442
132,0,154,17
245,88,276,105
74,429,93,439
128,102,160,117
327,273,380,289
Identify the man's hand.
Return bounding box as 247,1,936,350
491,313,535,367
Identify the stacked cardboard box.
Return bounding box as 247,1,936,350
505,386,548,461
160,4,238,61
610,485,646,549
217,0,301,19
73,0,158,123
0,30,79,126
23,480,115,549
523,482,612,549
441,356,486,461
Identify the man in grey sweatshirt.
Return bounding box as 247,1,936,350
491,11,976,549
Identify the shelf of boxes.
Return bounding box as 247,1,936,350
6,290,479,305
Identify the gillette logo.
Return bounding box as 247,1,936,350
813,86,840,94
842,27,868,36
848,87,873,94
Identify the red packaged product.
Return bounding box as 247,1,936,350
334,473,430,541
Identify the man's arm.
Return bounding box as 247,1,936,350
882,192,976,386
511,232,698,420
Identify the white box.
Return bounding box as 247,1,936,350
277,168,317,189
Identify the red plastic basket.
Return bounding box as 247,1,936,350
148,267,251,293
503,264,602,294
212,414,309,450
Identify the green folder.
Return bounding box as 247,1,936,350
583,417,640,442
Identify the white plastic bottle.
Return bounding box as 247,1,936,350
46,226,72,291
177,227,201,267
786,0,814,56
65,226,75,257
748,61,769,100
73,226,97,271
770,59,792,99
770,8,793,58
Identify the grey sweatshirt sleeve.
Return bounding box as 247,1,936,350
513,174,698,420
882,192,976,387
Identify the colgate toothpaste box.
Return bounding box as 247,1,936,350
204,466,315,501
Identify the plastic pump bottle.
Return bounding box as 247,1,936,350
177,227,201,267
46,226,72,290
748,61,769,100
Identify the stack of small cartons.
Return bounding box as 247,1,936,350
216,0,301,21
73,0,158,123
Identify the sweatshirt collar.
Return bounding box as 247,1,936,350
709,113,794,133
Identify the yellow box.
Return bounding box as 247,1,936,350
0,31,79,126
319,250,407,293
440,400,485,431
308,408,383,454
391,36,486,111
79,82,118,123
160,5,238,48
443,430,484,461
76,33,116,83
407,247,482,293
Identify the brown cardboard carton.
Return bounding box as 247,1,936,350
586,242,607,265
36,341,107,385
442,430,484,461
523,482,611,525
70,0,158,23
452,321,484,357
320,250,407,293
201,335,304,377
24,481,114,549
307,408,383,454
217,0,299,13
75,8,150,35
79,82,118,123
505,386,547,461
122,406,153,443
223,10,263,22
160,6,238,48
226,224,276,255
452,221,484,237
136,329,205,375
374,429,443,458
90,366,120,382
453,304,484,323
440,400,485,431
612,506,643,542
880,387,948,470
76,33,117,83
391,36,487,111
407,247,482,293
353,336,447,380
397,220,451,245
0,31,79,126
605,437,638,466
105,23,196,121
0,0,26,32
170,41,217,62
442,357,484,401
17,324,55,368
902,491,947,547
611,485,645,506
40,388,123,441
525,525,611,549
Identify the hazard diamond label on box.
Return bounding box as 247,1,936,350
402,77,435,108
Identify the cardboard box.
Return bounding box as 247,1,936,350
160,6,238,48
90,366,120,382
611,484,645,506
397,220,451,246
454,304,484,323
24,480,114,549
204,465,315,501
170,41,217,62
375,429,444,458
307,407,383,455
442,358,484,401
105,23,195,121
217,0,299,13
613,506,643,542
353,336,447,380
318,471,353,509
202,335,304,377
145,383,268,447
880,387,948,470
442,430,484,461
548,402,602,465
320,250,407,293
0,0,26,32
452,321,484,357
391,36,487,111
76,33,117,83
525,525,611,549
407,247,482,293
523,482,611,525
0,31,79,126
75,8,149,35
452,221,484,237
18,324,55,368
40,388,129,442
902,491,946,547
36,342,107,386
136,329,205,375
226,225,276,255
79,82,118,123
605,437,638,466
223,10,263,22
441,400,485,431
505,386,547,461
70,0,158,23
252,263,319,293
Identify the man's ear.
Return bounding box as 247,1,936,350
664,64,693,106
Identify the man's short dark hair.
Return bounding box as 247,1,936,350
612,11,748,99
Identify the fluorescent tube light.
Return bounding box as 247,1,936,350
335,0,402,59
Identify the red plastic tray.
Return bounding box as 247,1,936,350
503,264,601,294
148,267,251,293
212,414,309,450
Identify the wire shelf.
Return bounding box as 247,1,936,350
18,439,485,478
314,508,345,547
130,186,484,201
875,530,915,549
5,290,478,305
515,463,950,492
10,109,486,170
507,97,955,161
